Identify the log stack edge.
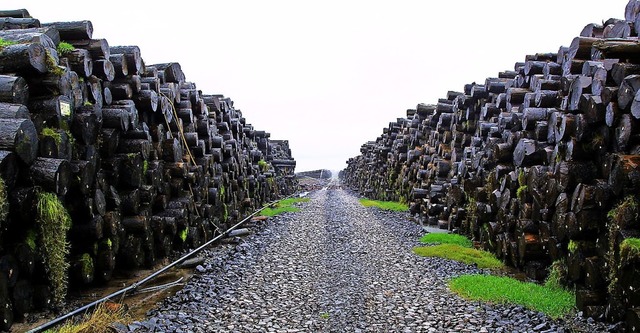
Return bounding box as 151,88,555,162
0,8,297,330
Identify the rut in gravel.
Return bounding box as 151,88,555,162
129,188,611,333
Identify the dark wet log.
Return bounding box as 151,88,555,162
592,38,640,60
619,74,640,110
162,138,183,162
0,103,28,120
612,62,640,86
99,128,120,157
29,95,72,130
616,113,640,151
0,118,38,165
0,28,58,48
584,95,607,124
38,128,72,160
122,215,149,234
0,151,18,190
521,108,550,130
43,20,93,40
153,63,185,83
0,43,47,74
27,157,71,195
568,36,600,60
69,38,109,59
0,76,28,106
110,46,143,75
106,82,133,100
121,189,140,216
71,110,99,145
513,138,546,167
607,102,621,127
64,49,93,77
109,54,128,79
555,161,598,194
609,154,640,197
134,89,158,112
102,107,130,131
92,59,115,81
0,17,40,29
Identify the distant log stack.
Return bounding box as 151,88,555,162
342,0,640,330
0,8,297,330
297,169,333,180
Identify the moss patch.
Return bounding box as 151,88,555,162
56,41,75,56
0,38,17,49
0,176,8,223
261,197,310,217
544,259,568,290
620,238,640,266
41,127,62,145
36,192,72,307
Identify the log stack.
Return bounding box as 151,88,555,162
0,9,297,330
342,0,640,329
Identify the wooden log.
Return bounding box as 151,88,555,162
70,110,99,145
619,74,640,110
64,49,93,77
27,157,71,195
69,38,109,59
92,59,115,81
616,113,640,151
0,118,38,165
0,43,47,74
110,46,143,75
0,17,40,30
608,154,640,197
102,107,130,131
612,62,640,86
513,138,546,167
134,90,158,112
153,63,185,83
0,28,58,48
0,76,28,106
109,54,128,78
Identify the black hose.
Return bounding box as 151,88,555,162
27,194,297,333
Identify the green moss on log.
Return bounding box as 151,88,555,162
36,191,72,307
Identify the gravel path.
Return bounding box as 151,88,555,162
126,188,614,333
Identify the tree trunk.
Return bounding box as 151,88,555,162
0,76,29,106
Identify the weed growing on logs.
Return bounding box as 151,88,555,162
36,191,72,307
41,127,62,145
56,42,75,56
605,195,639,317
544,259,568,290
620,238,640,267
0,176,8,223
449,275,574,319
0,38,17,49
45,49,65,76
79,253,94,282
419,233,473,248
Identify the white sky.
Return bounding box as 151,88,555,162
3,0,629,173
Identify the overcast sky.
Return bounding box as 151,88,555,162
3,0,629,173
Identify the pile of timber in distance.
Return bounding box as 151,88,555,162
342,0,640,330
296,169,332,180
0,8,298,331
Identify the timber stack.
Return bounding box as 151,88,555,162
297,169,332,180
0,8,297,331
342,0,640,330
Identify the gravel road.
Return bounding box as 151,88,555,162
125,188,615,333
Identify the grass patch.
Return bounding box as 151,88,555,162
359,199,408,211
449,274,575,319
413,244,503,269
0,38,17,49
620,238,640,265
37,192,72,307
44,302,131,333
419,233,472,248
57,41,75,56
261,197,310,217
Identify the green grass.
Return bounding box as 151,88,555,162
359,199,408,211
57,41,75,56
413,244,503,269
0,38,17,49
420,233,472,248
620,238,640,265
261,197,310,217
449,275,575,319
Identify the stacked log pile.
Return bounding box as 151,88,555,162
0,9,297,330
343,0,640,329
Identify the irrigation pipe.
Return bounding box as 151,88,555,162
28,193,298,332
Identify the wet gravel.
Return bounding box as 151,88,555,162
125,188,617,332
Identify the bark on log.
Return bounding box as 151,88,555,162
0,118,38,165
0,76,28,106
0,43,47,74
27,157,71,195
